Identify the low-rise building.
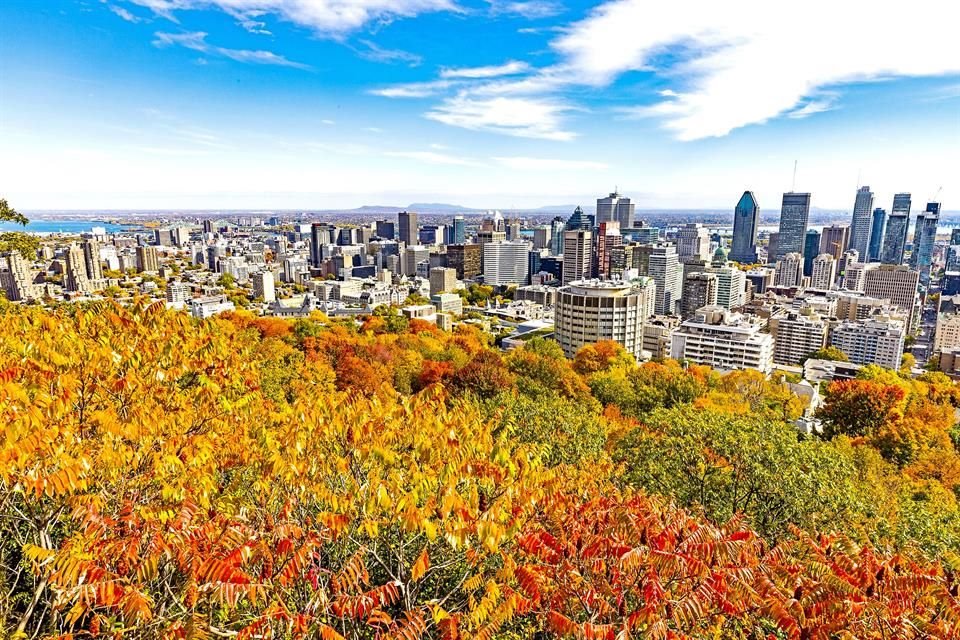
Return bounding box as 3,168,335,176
670,306,774,373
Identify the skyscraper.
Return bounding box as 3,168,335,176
910,202,940,281
566,206,594,231
550,217,566,255
81,238,103,281
729,191,759,264
593,222,622,279
451,216,466,245
848,186,875,258
398,210,418,245
676,223,711,262
775,252,804,288
562,230,592,285
868,208,887,262
803,230,820,277
811,254,837,289
881,193,912,265
596,191,634,229
819,225,849,261
775,193,812,260
646,244,681,315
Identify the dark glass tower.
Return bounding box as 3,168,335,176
775,192,812,261
868,208,886,261
803,229,821,276
729,191,759,264
881,193,911,264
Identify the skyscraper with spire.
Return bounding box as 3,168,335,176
774,192,812,261
729,191,759,264
848,186,875,259
596,190,634,230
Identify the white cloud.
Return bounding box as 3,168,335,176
425,94,576,141
543,0,960,140
488,0,563,19
786,97,838,120
153,31,309,68
369,80,453,98
493,156,607,170
321,119,335,125
440,60,530,79
108,4,143,22
385,150,480,165
355,39,421,66
128,0,458,36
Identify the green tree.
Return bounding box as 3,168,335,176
0,197,39,259
808,345,849,362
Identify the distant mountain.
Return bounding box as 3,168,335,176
406,203,477,212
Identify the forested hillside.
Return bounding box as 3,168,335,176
2,302,959,639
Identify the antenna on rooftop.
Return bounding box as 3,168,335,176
856,169,862,189
791,161,797,192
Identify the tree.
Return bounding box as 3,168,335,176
0,198,29,225
808,345,849,362
816,378,907,439
0,197,40,259
571,340,634,375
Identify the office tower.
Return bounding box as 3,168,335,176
476,229,506,245
550,217,566,255
65,244,91,293
562,230,592,285
670,306,774,373
398,210,418,245
136,246,159,273
429,267,457,296
566,206,594,231
554,278,656,359
774,192,812,261
206,245,221,272
202,219,214,234
729,191,759,264
402,245,431,278
505,218,522,241
482,241,529,286
868,208,887,261
775,252,804,288
451,216,466,245
593,222,622,279
766,233,780,264
642,316,680,360
252,271,276,303
596,191,635,229
376,220,396,240
819,225,850,261
745,267,776,295
863,264,920,319
81,238,103,281
154,228,174,246
446,244,481,279
647,244,682,315
282,257,309,283
811,254,837,289
711,266,746,309
532,225,552,251
0,252,38,301
910,202,941,282
310,223,328,267
829,315,905,369
880,193,911,265
625,222,660,244
848,186,875,258
838,249,860,288
166,281,191,308
676,223,711,262
770,309,829,366
173,226,190,247
418,225,445,246
803,230,820,276
951,229,960,246
681,272,718,318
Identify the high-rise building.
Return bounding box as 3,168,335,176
593,222,622,279
803,230,820,277
910,202,941,282
729,191,759,264
596,191,635,230
711,266,746,309
676,223,711,262
550,217,566,255
429,267,457,295
402,245,431,278
375,219,396,240
774,192,812,261
532,226,552,251
566,206,594,231
862,264,920,322
82,238,103,281
775,252,804,288
765,232,780,265
451,216,466,245
819,225,849,261
646,244,682,316
0,252,38,301
554,278,656,359
811,254,837,290
136,246,159,273
829,315,905,370
252,271,276,303
670,306,774,373
65,244,91,293
770,309,829,366
446,244,481,279
880,193,911,265
868,208,887,262
166,280,191,308
848,186,875,259
483,241,530,286
562,230,592,285
398,210,418,246
681,272,718,318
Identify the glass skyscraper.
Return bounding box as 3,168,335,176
729,191,759,264
775,192,812,261
848,186,875,258
910,201,941,283
881,193,911,264
868,208,887,261
803,230,821,276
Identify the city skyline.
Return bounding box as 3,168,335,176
1,0,958,210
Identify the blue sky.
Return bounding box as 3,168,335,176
1,0,958,211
